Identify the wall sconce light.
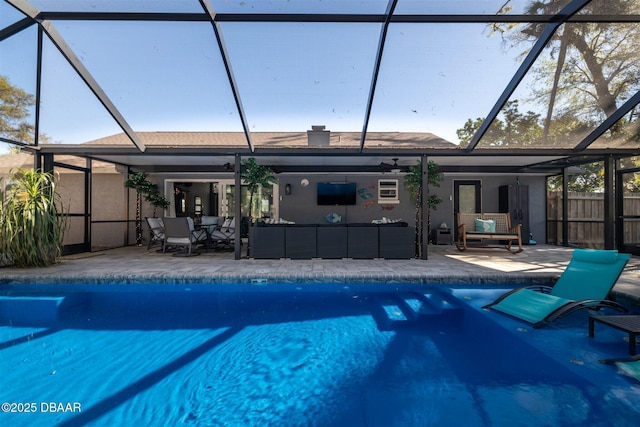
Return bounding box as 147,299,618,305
285,183,292,195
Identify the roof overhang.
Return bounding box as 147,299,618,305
34,143,637,176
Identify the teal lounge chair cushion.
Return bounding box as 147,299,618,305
551,250,630,301
571,249,620,264
616,360,640,381
491,289,570,324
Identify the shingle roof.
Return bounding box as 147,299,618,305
82,131,455,149
0,152,119,174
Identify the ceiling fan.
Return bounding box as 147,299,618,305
378,158,406,174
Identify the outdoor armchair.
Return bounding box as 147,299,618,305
146,217,165,251
162,217,208,256
209,217,236,249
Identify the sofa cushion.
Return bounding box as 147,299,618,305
378,221,408,227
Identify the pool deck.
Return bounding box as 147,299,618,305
1,244,639,303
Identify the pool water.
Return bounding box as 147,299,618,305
1,285,639,426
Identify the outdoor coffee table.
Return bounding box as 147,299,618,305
589,315,640,355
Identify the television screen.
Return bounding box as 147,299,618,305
317,182,357,205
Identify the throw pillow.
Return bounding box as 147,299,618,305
475,218,496,233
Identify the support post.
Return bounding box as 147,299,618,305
604,155,615,249
562,167,569,247
234,154,242,260
421,154,428,260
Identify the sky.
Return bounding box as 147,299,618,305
1,0,540,153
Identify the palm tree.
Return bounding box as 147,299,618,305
404,160,443,258
241,158,278,256
124,172,170,245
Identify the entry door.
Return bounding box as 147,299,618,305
56,164,90,254
454,180,481,237
217,179,235,218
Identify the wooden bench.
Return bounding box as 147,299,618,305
456,213,523,253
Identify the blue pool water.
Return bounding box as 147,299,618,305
1,284,639,426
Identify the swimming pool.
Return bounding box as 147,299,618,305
1,284,639,426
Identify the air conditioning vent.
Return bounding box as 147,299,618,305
378,179,399,204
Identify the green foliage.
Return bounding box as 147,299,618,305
547,162,605,192
621,172,640,192
0,75,36,143
241,158,278,194
0,169,67,267
404,160,444,256
125,171,156,195
456,118,484,147
491,1,640,140
456,101,543,147
241,158,278,223
404,159,443,210
146,193,171,210
125,171,170,216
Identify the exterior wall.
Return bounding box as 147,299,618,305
92,173,129,250
55,171,85,246
89,171,618,250
429,175,547,245
277,174,415,225
1,158,549,250
56,170,133,250
277,173,547,244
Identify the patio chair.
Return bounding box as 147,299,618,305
483,249,631,328
162,217,208,256
209,217,236,250
146,217,165,250
200,215,220,232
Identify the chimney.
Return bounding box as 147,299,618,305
307,125,330,146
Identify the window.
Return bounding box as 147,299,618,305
378,179,399,204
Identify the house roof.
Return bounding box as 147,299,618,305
32,131,577,174
0,152,119,174
82,131,455,149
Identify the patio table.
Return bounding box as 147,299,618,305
589,315,640,355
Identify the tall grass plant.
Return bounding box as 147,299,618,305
0,169,66,267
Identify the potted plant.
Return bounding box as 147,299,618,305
404,160,443,258
0,169,67,267
124,171,171,245
241,158,278,256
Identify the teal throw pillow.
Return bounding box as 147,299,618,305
475,218,496,233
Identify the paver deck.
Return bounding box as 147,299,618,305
1,244,639,303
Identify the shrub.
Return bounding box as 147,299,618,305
0,169,67,267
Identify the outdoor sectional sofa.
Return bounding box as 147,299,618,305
250,222,415,259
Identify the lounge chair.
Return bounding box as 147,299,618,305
483,249,630,328
600,354,640,381
146,217,165,250
162,217,208,256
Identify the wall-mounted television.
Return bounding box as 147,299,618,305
317,182,357,205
